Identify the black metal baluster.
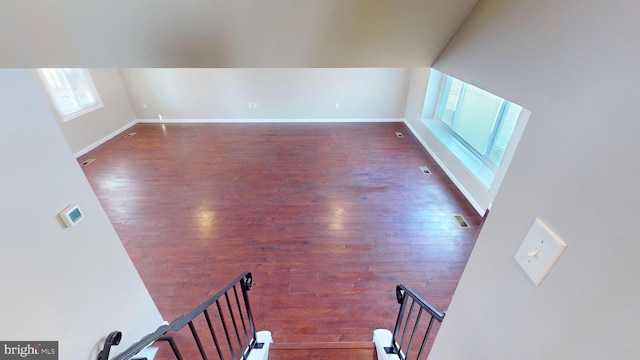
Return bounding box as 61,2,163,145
404,307,424,359
398,299,417,353
156,336,184,360
203,309,224,359
188,320,209,360
415,316,435,360
389,287,407,355
233,284,250,349
224,291,245,358
216,299,236,360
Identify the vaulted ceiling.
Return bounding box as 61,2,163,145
0,0,478,68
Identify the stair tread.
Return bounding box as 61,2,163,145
270,342,376,360
272,342,374,349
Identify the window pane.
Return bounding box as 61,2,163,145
438,77,463,126
64,69,97,108
39,68,102,121
42,69,76,115
450,83,503,155
488,103,522,165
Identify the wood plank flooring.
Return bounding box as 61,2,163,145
79,122,481,357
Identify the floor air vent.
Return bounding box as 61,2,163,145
80,158,96,167
124,132,137,138
419,166,431,175
395,132,404,138
454,215,470,228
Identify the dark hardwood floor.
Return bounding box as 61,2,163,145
80,122,481,356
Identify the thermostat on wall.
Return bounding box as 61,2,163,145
59,204,84,227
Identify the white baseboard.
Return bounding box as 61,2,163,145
136,118,404,124
403,120,486,215
74,120,137,158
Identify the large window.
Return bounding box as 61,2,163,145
437,75,522,168
38,68,103,121
421,69,529,193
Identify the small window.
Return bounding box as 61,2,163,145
38,68,103,121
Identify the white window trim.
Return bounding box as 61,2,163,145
38,68,104,122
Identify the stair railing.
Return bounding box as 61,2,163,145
375,284,446,360
98,271,267,360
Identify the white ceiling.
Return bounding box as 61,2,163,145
0,0,478,68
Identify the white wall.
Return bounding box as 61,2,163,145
120,68,410,121
0,70,163,359
402,68,430,127
429,0,640,359
33,69,137,156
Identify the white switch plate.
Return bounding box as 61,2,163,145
514,218,567,286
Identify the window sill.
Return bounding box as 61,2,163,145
60,102,104,122
423,118,494,188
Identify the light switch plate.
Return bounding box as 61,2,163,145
514,218,567,286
